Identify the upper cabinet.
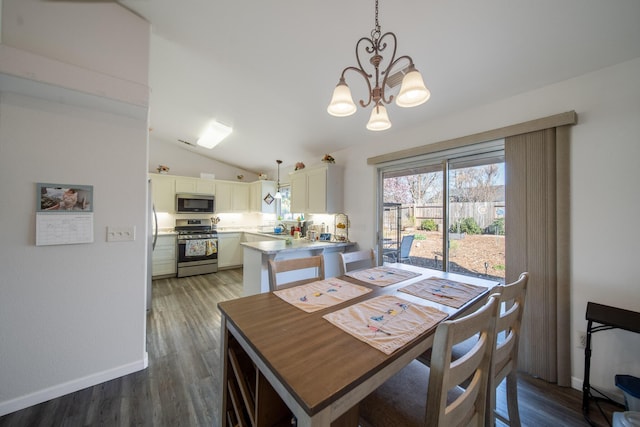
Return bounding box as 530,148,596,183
150,173,175,213
150,173,272,214
290,164,343,214
175,177,215,195
216,181,250,213
250,180,277,214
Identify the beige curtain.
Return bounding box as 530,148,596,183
505,127,571,386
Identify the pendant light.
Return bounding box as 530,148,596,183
274,160,283,199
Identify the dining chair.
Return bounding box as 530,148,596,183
339,249,375,274
416,272,529,427
267,255,325,291
486,271,529,426
359,292,501,427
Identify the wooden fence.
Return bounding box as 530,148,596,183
407,202,505,229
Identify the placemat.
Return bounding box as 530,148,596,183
273,278,372,313
345,266,421,287
398,277,488,308
323,294,447,355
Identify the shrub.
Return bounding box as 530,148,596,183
452,217,482,234
484,218,505,235
420,219,438,231
414,234,426,240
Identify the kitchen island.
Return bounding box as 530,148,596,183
241,238,355,295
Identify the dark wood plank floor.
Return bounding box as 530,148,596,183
0,268,618,426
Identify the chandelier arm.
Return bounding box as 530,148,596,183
380,54,416,105
339,66,375,109
356,36,376,75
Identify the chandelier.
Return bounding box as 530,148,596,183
327,0,431,131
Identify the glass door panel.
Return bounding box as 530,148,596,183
447,161,505,282
381,166,444,269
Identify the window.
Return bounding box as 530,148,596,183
379,140,505,283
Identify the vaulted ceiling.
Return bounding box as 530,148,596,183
119,0,640,173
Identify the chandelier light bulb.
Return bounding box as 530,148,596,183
366,103,392,131
327,79,357,117
396,68,431,108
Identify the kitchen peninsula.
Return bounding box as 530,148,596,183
241,238,355,295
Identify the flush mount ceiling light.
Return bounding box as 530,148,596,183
327,0,431,131
196,120,233,149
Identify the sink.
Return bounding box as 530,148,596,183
262,231,289,236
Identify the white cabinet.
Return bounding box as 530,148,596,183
150,173,175,213
175,177,215,195
216,181,250,213
250,181,277,213
218,233,243,268
290,164,343,214
152,234,176,277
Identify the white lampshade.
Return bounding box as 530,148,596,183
366,103,392,131
396,68,431,108
197,120,233,149
327,79,357,117
274,191,282,199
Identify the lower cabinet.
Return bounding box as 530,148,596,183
152,234,176,277
218,233,243,269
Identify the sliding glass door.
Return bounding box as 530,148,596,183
378,141,505,283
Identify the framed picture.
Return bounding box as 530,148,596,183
37,183,93,212
319,233,331,241
263,193,275,205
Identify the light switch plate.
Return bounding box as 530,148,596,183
107,226,136,242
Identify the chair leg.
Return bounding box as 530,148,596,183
505,371,521,427
487,378,497,427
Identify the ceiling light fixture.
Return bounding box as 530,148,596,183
196,120,233,149
274,160,283,199
327,0,430,131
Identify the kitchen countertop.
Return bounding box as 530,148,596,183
241,239,353,255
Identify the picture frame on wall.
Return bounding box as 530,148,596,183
37,183,94,212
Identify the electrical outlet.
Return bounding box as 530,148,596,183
577,331,587,349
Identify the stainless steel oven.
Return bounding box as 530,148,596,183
175,219,218,277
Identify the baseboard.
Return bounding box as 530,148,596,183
0,354,148,417
571,376,583,391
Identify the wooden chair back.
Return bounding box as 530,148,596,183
267,256,325,291
425,292,501,427
488,271,529,426
339,249,375,274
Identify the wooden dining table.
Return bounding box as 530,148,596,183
218,263,499,427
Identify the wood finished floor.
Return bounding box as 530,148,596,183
0,268,618,427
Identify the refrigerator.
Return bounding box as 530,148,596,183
147,178,158,311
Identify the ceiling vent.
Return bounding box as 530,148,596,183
178,139,195,146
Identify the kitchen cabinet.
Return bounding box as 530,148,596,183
290,163,343,214
250,180,277,213
216,181,250,213
150,173,176,213
218,233,243,269
152,234,177,277
175,177,215,195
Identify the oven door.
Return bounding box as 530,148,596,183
177,237,218,263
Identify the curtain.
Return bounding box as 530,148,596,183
505,127,571,386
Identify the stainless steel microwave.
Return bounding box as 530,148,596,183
175,193,215,213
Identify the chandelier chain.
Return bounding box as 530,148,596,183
372,0,381,42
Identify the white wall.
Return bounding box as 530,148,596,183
149,137,259,181
0,1,151,415
334,58,640,395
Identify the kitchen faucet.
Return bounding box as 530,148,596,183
277,222,288,234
